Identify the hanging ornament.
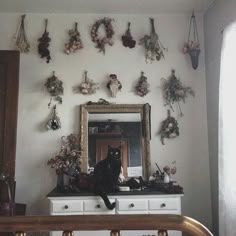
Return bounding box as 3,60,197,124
45,71,64,106
139,18,167,63
135,71,150,97
183,12,201,70
77,71,99,95
46,105,61,131
162,70,195,117
107,74,122,98
65,22,83,55
159,110,179,145
13,14,30,53
91,17,114,54
121,22,136,48
38,19,51,63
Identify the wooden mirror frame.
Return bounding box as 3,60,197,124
79,103,151,180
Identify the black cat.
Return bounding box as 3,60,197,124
93,145,121,210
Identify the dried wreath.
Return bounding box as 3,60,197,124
91,17,114,54
47,134,81,176
65,22,83,55
13,14,30,53
45,71,64,106
162,70,195,117
135,71,150,97
159,110,179,145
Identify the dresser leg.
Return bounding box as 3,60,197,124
15,232,26,236
110,230,120,236
158,230,168,236
63,231,74,236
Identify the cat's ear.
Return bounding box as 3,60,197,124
108,145,111,149
117,145,121,149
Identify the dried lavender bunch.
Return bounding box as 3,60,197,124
38,19,51,63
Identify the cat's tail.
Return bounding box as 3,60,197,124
95,190,116,210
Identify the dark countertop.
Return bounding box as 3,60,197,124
47,188,183,198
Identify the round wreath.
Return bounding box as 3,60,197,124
91,17,114,54
159,110,179,145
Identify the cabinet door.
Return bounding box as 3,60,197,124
0,50,19,178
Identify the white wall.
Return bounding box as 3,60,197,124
204,0,236,234
0,13,212,228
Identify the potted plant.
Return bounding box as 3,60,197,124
183,12,200,70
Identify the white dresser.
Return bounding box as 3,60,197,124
48,191,183,236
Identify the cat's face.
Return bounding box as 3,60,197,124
107,145,121,160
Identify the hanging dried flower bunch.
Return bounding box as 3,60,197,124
135,71,150,97
38,19,51,63
162,70,195,117
139,18,167,63
13,14,30,53
45,71,64,106
121,22,136,48
91,17,114,54
65,22,83,55
46,105,61,131
77,71,99,95
107,74,122,98
183,12,200,70
159,110,179,145
47,134,81,175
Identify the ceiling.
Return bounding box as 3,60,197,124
0,0,214,14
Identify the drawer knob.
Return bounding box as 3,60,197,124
96,204,101,209
161,203,166,208
130,203,135,208
64,205,69,209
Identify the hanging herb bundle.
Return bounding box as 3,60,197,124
65,22,83,55
159,110,179,145
91,17,114,54
139,18,167,63
162,70,195,117
135,71,150,97
46,105,61,131
45,71,64,106
13,14,30,53
77,71,99,95
121,22,136,48
38,19,51,63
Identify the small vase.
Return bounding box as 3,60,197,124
164,173,170,183
188,48,200,70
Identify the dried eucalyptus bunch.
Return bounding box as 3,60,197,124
45,71,64,105
162,70,195,117
65,22,83,55
139,18,167,63
13,15,30,53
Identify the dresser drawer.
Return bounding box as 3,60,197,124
51,200,83,213
117,199,148,211
149,198,179,211
84,200,115,214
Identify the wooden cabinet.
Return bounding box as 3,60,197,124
48,193,183,236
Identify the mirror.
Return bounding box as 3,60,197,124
80,103,151,179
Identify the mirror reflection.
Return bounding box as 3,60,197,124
88,113,143,177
